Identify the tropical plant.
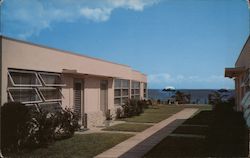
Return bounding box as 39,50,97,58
54,108,80,140
175,91,191,104
1,102,80,154
105,109,112,121
1,102,30,152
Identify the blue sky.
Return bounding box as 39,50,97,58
2,0,249,89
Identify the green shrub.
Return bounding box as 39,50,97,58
157,99,161,104
116,108,123,119
104,109,112,121
54,108,80,140
1,102,80,154
25,108,57,148
121,99,147,118
147,99,153,106
1,102,31,152
137,100,144,114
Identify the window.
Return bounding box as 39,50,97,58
38,72,65,86
143,83,147,98
115,79,121,88
8,69,42,86
38,102,62,113
131,81,140,100
25,104,39,112
7,69,64,113
8,87,42,104
39,87,62,102
114,79,130,105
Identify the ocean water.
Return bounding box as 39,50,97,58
148,89,235,104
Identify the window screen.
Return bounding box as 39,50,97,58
8,70,42,86
38,102,62,113
39,73,65,86
8,88,42,103
39,88,62,101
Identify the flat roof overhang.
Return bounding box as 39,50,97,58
225,67,245,78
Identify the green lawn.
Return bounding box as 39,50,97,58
121,104,211,123
8,133,133,158
103,123,152,132
121,105,184,123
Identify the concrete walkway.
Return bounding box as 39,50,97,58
95,108,198,158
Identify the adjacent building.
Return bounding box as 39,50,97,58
0,36,148,128
225,36,250,112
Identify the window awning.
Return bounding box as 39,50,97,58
225,67,245,78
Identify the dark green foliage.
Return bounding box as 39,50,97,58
121,99,150,118
157,99,161,104
115,108,122,119
24,108,57,148
1,102,80,154
147,99,153,106
122,99,137,117
54,108,80,140
105,109,112,121
1,102,31,152
175,91,190,104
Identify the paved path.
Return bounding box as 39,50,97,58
94,108,198,158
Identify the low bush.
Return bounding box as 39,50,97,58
115,108,123,119
1,102,80,154
1,102,31,152
104,109,112,121
24,108,57,149
120,99,151,118
54,108,80,140
157,99,161,104
147,99,153,106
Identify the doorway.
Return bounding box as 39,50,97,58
100,80,108,115
73,79,85,127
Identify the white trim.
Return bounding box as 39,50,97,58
8,69,42,87
7,87,43,104
38,72,66,87
38,87,63,102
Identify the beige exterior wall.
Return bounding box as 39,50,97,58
1,36,147,128
226,36,250,111
236,37,250,68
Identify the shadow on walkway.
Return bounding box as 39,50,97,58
119,119,185,158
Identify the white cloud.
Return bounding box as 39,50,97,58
3,0,160,39
107,0,159,11
80,7,112,22
148,73,172,83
